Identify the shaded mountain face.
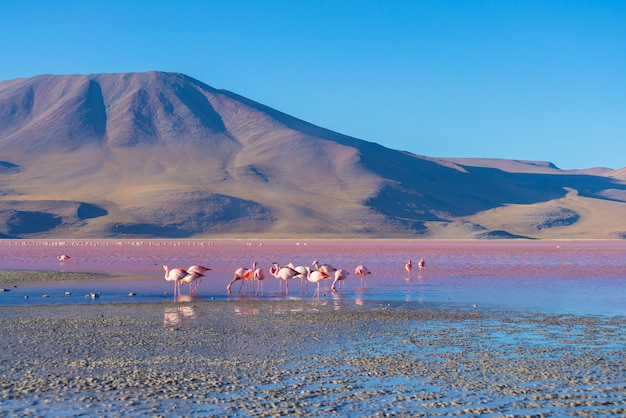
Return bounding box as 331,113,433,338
0,71,625,239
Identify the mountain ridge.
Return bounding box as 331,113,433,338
1,71,625,239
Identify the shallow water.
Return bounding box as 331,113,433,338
0,240,625,416
0,239,624,315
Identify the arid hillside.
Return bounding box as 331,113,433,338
1,72,625,239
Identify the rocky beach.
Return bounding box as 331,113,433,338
1,300,624,416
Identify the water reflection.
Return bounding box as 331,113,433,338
163,306,196,326
234,305,260,316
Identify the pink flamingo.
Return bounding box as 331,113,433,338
270,262,300,295
186,265,212,294
405,260,412,277
226,266,253,294
57,254,70,262
312,260,337,276
306,266,330,298
180,271,205,295
331,269,350,293
162,264,188,298
286,263,308,290
354,265,371,286
252,263,266,296
418,258,425,269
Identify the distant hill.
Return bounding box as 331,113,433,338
1,72,625,239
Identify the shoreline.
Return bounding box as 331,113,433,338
0,270,118,286
1,300,624,416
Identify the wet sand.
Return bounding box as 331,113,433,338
1,300,624,416
0,270,115,286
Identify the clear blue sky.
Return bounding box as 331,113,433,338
2,0,625,169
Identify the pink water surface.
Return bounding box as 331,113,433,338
0,239,624,314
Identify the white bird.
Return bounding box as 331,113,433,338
312,260,337,276
180,271,205,295
331,269,350,293
186,265,212,294
162,264,188,298
57,254,70,261
306,266,330,298
286,262,308,290
252,263,266,296
270,262,300,296
354,265,371,286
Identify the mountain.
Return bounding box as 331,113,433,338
1,71,625,239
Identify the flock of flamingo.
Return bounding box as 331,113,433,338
161,258,425,299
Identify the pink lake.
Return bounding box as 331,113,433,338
0,239,624,315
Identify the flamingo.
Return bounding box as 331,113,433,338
312,260,337,276
57,254,70,261
162,264,188,298
186,265,212,294
270,262,300,295
286,263,308,290
180,271,205,295
418,258,425,269
405,260,412,277
354,265,371,286
331,269,350,293
226,266,253,294
252,263,266,296
306,266,330,298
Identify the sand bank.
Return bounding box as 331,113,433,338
0,270,116,286
1,300,624,416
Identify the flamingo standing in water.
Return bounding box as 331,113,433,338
331,269,350,293
286,263,308,291
270,262,300,295
354,265,371,286
162,264,188,298
252,263,266,296
405,260,412,277
180,271,205,295
57,254,70,262
418,258,425,270
186,265,212,294
306,266,330,298
226,266,253,294
312,260,337,276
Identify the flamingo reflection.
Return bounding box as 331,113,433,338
163,306,196,326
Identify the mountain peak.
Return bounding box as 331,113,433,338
1,72,626,239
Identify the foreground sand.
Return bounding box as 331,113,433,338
1,300,624,416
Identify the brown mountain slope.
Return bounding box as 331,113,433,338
0,72,625,239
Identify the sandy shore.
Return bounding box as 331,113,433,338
1,300,624,416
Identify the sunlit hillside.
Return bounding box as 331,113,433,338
1,72,625,239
